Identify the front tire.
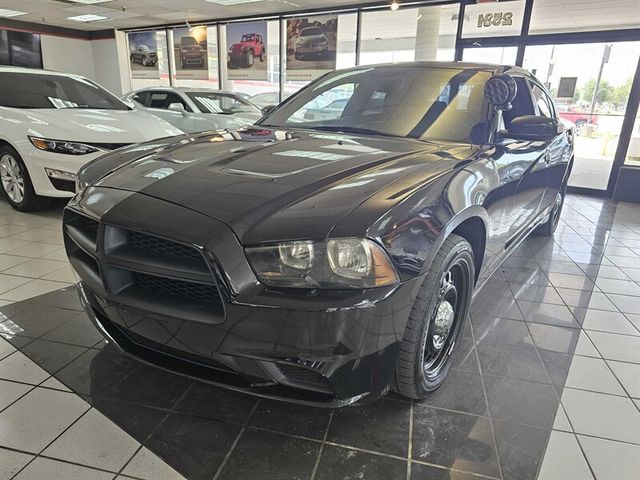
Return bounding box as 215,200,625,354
0,145,50,212
393,234,474,399
535,185,566,237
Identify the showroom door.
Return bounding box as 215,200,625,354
523,42,640,191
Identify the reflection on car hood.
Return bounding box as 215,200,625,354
0,107,183,142
84,127,472,242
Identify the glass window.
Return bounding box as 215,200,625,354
462,46,518,65
359,5,457,66
147,91,190,111
185,91,260,115
625,115,640,166
263,66,492,144
530,0,640,35
524,42,640,190
0,72,128,110
530,83,555,117
462,0,525,38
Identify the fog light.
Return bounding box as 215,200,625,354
45,168,77,181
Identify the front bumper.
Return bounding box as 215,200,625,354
64,188,420,406
295,45,328,54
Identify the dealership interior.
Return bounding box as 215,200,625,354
0,0,639,479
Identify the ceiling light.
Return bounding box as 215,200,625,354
390,1,399,11
206,0,264,5
67,14,110,22
66,0,114,4
0,9,28,17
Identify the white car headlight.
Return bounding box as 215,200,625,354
246,238,399,288
29,136,99,155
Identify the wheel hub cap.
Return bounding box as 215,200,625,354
433,300,454,351
0,154,24,203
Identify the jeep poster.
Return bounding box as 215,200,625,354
286,15,337,81
127,31,159,79
226,21,268,81
173,26,208,79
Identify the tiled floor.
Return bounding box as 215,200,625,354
0,194,639,480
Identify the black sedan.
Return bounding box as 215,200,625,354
64,62,573,406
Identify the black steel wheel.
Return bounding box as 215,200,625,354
393,234,474,399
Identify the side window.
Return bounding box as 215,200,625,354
530,82,555,118
148,91,190,111
131,91,149,107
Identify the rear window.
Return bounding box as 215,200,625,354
0,73,128,110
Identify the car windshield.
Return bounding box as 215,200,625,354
181,37,197,46
186,92,260,115
260,66,492,143
301,27,323,37
241,34,255,42
0,72,129,110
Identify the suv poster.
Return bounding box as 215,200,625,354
286,15,337,81
226,21,268,81
127,31,159,79
174,26,208,79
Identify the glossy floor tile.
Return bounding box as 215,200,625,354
0,195,639,479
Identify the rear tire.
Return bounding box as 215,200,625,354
392,234,474,399
535,185,566,237
0,145,50,212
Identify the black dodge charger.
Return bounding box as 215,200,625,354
64,62,573,406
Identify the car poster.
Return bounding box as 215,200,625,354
127,31,159,79
286,14,338,81
174,25,208,79
226,21,268,81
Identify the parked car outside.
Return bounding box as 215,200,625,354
122,87,262,133
248,92,280,108
228,33,265,68
556,104,599,135
130,45,157,67
66,62,573,406
179,36,206,68
0,67,183,211
294,26,329,60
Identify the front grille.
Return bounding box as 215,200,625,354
64,209,224,324
132,271,219,303
277,363,332,393
127,230,203,262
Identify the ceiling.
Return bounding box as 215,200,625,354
0,0,388,31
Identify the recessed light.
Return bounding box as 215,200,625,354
206,0,264,5
66,0,114,4
0,9,28,17
67,14,110,22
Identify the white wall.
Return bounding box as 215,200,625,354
92,37,126,95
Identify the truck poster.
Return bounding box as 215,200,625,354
127,31,159,79
226,21,268,81
173,26,209,79
286,14,338,81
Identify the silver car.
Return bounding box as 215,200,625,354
121,87,262,134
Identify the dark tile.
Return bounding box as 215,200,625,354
510,283,564,305
145,413,240,480
1,304,78,338
328,398,410,457
316,445,406,480
483,375,559,428
472,317,532,346
492,419,550,480
415,370,488,416
527,323,580,354
538,350,572,386
20,338,87,374
41,316,103,347
249,399,331,439
449,337,478,373
27,286,83,311
517,301,581,329
91,396,167,442
54,347,137,396
470,295,523,322
109,363,192,409
412,406,500,478
501,267,549,286
476,342,549,383
174,382,257,424
0,333,33,349
411,463,487,480
217,428,319,480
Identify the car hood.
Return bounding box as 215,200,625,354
85,127,471,243
1,107,184,143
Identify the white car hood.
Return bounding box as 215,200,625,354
0,107,184,143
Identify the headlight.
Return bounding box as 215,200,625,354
75,175,89,195
29,136,98,155
246,238,399,288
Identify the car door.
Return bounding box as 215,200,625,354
498,75,552,247
143,91,201,132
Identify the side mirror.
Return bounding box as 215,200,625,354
168,102,186,113
505,115,560,141
261,105,277,117
485,74,517,111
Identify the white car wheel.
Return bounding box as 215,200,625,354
0,146,50,211
0,153,24,204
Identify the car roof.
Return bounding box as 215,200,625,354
339,61,531,77
129,86,239,95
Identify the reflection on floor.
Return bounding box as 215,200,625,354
0,194,639,480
